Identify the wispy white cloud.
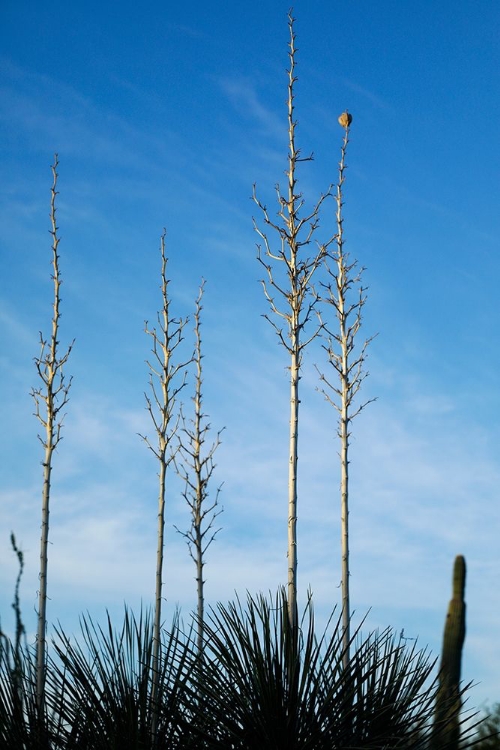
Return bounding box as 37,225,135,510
216,76,285,140
0,299,39,350
339,76,393,111
1,305,497,707
1,17,499,715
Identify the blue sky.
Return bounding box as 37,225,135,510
1,0,500,711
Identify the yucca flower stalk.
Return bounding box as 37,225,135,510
31,155,74,714
253,13,331,628
141,231,191,742
175,280,224,660
317,115,375,668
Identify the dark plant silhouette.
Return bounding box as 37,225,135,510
49,608,195,749
432,555,467,750
184,589,478,749
473,702,500,748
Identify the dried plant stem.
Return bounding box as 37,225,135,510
32,155,73,712
317,121,374,668
140,232,190,740
253,12,331,628
175,281,223,659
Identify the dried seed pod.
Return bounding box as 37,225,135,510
338,111,352,129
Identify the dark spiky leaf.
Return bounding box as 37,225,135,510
0,633,68,749
47,606,195,749
185,588,478,750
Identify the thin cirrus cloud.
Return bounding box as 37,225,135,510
1,59,185,178
216,76,285,140
1,321,499,705
1,4,499,714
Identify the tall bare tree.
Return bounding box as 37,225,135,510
253,12,331,627
32,155,73,711
140,231,190,738
317,114,374,666
175,280,223,658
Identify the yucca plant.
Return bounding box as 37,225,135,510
0,533,68,749
47,607,196,750
0,633,35,748
0,534,27,746
184,588,477,750
0,630,70,749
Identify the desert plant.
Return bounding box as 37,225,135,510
175,280,224,659
140,231,191,739
473,702,500,748
1,534,26,710
316,113,374,666
31,154,74,713
48,607,195,750
0,534,28,746
253,12,331,627
184,588,478,750
432,555,467,750
0,536,68,749
1,639,40,748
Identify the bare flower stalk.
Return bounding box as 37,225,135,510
253,12,331,627
175,280,224,659
317,115,375,667
31,154,73,711
140,231,190,738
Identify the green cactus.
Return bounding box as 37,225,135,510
432,555,467,750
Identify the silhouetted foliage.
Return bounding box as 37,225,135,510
473,703,500,749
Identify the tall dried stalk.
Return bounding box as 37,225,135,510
317,115,374,667
175,281,223,658
140,232,190,739
31,155,73,711
253,12,331,627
